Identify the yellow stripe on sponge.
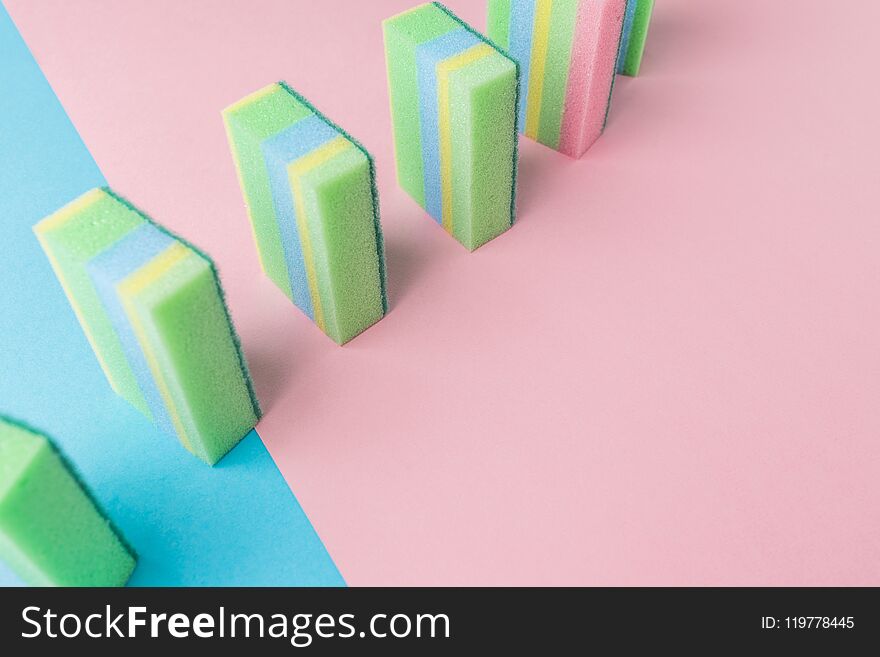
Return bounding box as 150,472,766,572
118,243,195,454
222,91,277,281
33,189,119,388
287,135,351,334
525,0,554,139
437,43,494,233
33,188,105,235
223,82,281,115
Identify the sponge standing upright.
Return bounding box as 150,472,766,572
616,0,654,76
0,416,135,586
223,83,387,344
34,188,260,465
384,2,519,251
487,0,626,158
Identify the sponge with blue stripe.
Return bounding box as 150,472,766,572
223,83,387,344
617,0,654,76
34,188,260,466
384,2,519,251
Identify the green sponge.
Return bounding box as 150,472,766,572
34,188,260,465
383,2,519,251
223,83,387,344
0,416,135,586
617,0,654,76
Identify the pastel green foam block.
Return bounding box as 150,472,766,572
0,416,135,586
223,82,387,344
617,0,654,76
383,2,519,251
34,188,260,465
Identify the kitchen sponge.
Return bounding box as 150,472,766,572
384,2,519,251
34,188,260,465
487,0,626,158
0,416,135,586
223,83,387,344
616,0,654,76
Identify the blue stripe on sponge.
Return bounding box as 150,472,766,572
416,28,480,223
87,224,176,437
261,115,338,321
617,0,638,72
508,0,537,131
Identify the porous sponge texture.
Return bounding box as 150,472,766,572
120,245,258,464
384,2,519,251
224,83,387,343
488,0,625,159
560,0,626,157
33,189,147,415
34,188,260,466
532,0,580,148
223,85,312,298
291,142,385,344
486,0,513,50
617,0,653,76
503,0,579,146
449,51,518,250
383,3,459,206
0,417,135,587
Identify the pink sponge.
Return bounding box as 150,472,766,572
560,0,626,157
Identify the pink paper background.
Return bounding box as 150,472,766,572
8,0,880,585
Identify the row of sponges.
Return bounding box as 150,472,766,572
16,189,263,587
32,2,656,460
383,1,654,244
11,89,392,587
5,0,656,588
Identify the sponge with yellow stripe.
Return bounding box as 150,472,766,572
488,0,626,158
384,2,519,251
223,82,387,344
0,415,135,586
34,188,260,466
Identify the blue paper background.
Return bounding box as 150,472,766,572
0,3,344,586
